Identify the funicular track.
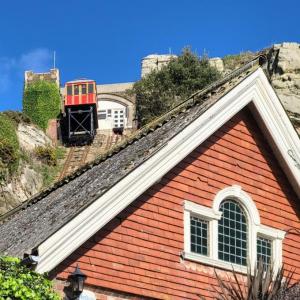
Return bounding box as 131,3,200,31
59,144,90,180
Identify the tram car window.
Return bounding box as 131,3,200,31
88,83,94,93
67,85,72,95
81,84,87,94
74,85,79,95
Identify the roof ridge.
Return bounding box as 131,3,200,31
0,55,266,223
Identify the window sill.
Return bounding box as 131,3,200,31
182,251,248,274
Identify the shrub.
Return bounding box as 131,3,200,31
3,111,31,127
223,51,256,71
0,256,60,300
23,81,61,130
35,145,57,166
0,113,20,180
209,260,299,300
131,47,221,126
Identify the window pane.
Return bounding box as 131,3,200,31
190,216,208,256
98,110,106,119
88,83,94,93
81,84,87,94
74,85,79,95
67,85,72,95
257,236,272,269
218,199,247,266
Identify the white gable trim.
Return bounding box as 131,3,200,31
35,68,300,273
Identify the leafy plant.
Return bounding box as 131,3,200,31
210,261,299,300
0,256,60,300
23,81,61,130
0,113,20,181
35,145,57,166
130,47,221,126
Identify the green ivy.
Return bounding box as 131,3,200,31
0,256,60,300
0,113,20,180
23,81,61,130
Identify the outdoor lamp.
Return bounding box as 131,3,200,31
68,265,87,299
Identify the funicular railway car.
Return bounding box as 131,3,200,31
62,79,98,143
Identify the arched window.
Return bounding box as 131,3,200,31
183,185,286,274
218,199,247,266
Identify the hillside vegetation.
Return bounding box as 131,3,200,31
0,112,66,215
0,113,23,181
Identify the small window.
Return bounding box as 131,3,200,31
98,110,106,119
67,85,72,95
88,83,94,93
81,84,87,94
107,109,112,117
257,236,272,269
74,85,79,95
190,216,208,256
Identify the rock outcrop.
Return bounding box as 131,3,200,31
0,165,43,215
17,122,52,152
267,43,300,118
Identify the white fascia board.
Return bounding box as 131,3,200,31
36,68,300,273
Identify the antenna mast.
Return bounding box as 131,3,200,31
53,51,56,69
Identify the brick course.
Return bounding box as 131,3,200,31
52,108,300,299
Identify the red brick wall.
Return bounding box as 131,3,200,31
46,119,57,145
52,108,300,299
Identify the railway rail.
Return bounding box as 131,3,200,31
58,145,90,180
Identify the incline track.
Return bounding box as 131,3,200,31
58,133,125,180
59,145,90,180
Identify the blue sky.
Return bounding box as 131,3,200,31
0,0,299,111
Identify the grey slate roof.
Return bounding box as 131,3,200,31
0,57,265,258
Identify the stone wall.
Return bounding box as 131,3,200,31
141,54,176,77
24,68,60,87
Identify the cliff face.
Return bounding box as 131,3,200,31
267,43,300,129
210,42,300,132
0,122,52,215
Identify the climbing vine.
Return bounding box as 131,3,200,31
23,81,61,130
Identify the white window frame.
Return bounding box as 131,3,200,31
183,185,285,274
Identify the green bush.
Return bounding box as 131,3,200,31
35,145,57,166
0,113,20,180
0,256,60,300
131,47,221,126
23,81,61,130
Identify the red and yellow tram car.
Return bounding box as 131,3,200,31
63,79,98,143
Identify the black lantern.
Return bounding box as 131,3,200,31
68,265,87,299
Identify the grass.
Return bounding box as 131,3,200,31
38,146,66,187
223,51,256,71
